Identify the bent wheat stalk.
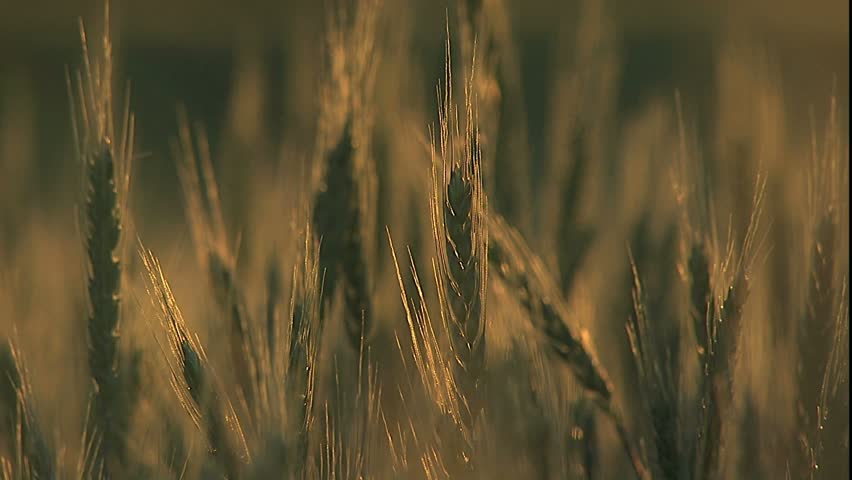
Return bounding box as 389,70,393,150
488,213,649,480
141,248,247,479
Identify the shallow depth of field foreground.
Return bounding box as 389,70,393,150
0,0,848,478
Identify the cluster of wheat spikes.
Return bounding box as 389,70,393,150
0,0,849,479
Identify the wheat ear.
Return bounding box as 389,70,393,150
71,12,139,476
0,340,54,479
174,111,259,414
488,214,649,480
141,248,247,479
313,118,372,350
430,31,489,445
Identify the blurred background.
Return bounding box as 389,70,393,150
2,0,847,298
1,0,847,220
0,1,848,476
2,0,847,185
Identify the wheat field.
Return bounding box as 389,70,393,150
0,0,848,479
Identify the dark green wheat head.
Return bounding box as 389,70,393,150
69,12,139,476
313,117,372,350
430,36,489,436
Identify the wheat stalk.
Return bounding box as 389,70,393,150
174,111,260,415
429,31,489,464
141,248,247,479
680,172,767,480
68,11,140,476
0,340,54,480
280,223,321,479
626,253,680,479
794,96,849,479
487,213,650,480
488,215,609,399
